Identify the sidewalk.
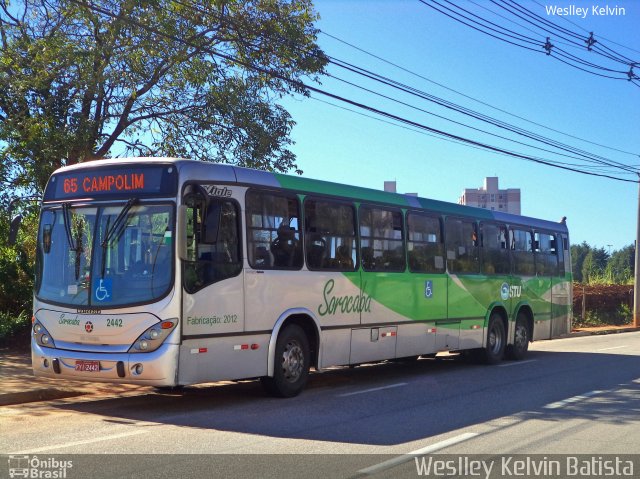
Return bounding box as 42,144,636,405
2,326,639,407
0,349,152,406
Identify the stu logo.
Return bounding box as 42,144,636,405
500,282,522,300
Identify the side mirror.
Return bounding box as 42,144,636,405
8,215,23,246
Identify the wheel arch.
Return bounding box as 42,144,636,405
486,303,509,341
267,308,321,377
514,303,534,343
484,302,509,332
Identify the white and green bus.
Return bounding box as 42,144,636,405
26,158,572,397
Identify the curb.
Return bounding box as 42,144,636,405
571,326,640,335
0,388,86,407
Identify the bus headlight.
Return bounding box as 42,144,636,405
33,321,56,349
128,319,177,353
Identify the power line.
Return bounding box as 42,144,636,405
168,0,639,173
309,95,638,175
418,0,639,83
494,0,636,66
154,0,640,175
327,57,639,174
66,0,639,184
529,0,640,57
320,30,639,158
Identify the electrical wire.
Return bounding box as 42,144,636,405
320,30,640,158
328,57,639,173
66,0,639,184
419,0,640,83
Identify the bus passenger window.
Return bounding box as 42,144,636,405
510,228,534,276
480,223,509,275
534,231,558,276
359,206,405,272
407,213,445,274
304,199,357,271
246,190,302,270
444,218,479,274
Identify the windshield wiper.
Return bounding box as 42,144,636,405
100,198,138,277
62,202,84,281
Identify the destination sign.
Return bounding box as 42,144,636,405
44,164,178,200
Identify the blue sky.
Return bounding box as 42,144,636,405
281,0,640,252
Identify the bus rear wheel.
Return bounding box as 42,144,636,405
506,313,530,360
261,324,310,398
482,313,506,365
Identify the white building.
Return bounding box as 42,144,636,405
458,177,521,215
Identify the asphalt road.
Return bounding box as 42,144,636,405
1,332,639,478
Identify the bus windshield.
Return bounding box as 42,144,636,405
36,202,174,307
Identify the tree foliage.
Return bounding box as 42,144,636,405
570,241,590,282
571,241,635,284
605,244,634,284
0,0,327,200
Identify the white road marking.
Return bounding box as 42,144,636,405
337,382,408,397
499,359,537,367
10,429,147,454
357,432,478,475
596,345,628,351
543,390,604,409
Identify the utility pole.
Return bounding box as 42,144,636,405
635,175,640,328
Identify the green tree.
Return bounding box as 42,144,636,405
605,244,635,284
570,241,591,282
581,246,608,283
0,0,327,201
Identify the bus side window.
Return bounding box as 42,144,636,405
481,223,509,275
304,199,357,271
445,218,479,274
183,192,242,293
359,206,405,272
246,190,302,270
556,233,565,275
407,212,445,274
511,228,534,276
535,231,558,276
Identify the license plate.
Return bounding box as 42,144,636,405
75,360,100,372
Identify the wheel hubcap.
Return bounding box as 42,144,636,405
515,325,527,349
281,340,304,382
489,326,502,354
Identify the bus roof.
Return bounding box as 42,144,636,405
49,158,569,233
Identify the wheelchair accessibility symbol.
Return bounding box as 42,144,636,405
425,280,433,299
94,278,112,302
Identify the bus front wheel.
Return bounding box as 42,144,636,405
261,324,310,398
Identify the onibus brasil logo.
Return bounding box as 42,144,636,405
8,455,73,478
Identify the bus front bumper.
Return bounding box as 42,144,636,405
31,341,179,386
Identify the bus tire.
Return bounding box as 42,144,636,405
261,324,310,398
506,312,530,360
482,312,506,365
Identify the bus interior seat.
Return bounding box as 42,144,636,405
254,245,272,268
307,237,326,269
